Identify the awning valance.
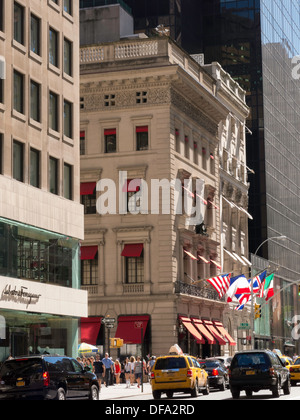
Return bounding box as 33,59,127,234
191,318,215,345
213,321,236,346
121,243,143,257
80,182,96,196
115,315,149,344
81,245,98,260
179,316,205,344
80,317,102,345
202,319,227,345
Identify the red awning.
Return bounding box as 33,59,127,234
122,179,141,192
214,321,236,346
115,315,149,344
104,129,116,136
202,319,227,345
121,243,143,257
136,126,148,133
81,245,98,260
191,318,216,345
179,316,205,344
80,182,96,196
80,317,102,345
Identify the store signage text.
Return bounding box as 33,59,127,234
1,284,41,308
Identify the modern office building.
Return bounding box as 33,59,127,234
0,0,87,361
109,0,300,355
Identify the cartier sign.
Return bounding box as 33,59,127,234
1,284,41,308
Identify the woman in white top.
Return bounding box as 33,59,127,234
124,357,131,388
129,356,135,385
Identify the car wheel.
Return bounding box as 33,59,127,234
283,378,291,395
219,378,226,391
89,384,99,400
271,379,280,398
202,382,210,395
191,380,199,398
153,391,161,400
246,389,253,397
55,387,66,400
231,387,240,399
166,391,173,398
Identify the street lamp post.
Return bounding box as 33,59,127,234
250,235,287,349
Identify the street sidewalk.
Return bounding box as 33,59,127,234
99,382,152,400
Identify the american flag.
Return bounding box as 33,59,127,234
206,274,231,298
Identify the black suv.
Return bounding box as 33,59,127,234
0,356,99,400
229,350,291,399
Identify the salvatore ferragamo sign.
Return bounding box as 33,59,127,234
1,284,41,308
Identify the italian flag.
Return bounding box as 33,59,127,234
259,274,274,302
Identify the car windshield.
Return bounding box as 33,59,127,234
0,359,43,378
231,353,270,369
294,358,300,365
155,357,187,370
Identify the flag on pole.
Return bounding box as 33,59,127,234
206,273,231,298
252,270,267,295
260,273,274,301
225,274,251,303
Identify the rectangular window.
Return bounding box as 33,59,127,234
81,258,98,286
30,14,41,56
64,100,73,138
136,126,148,151
30,80,40,122
49,27,58,67
63,163,72,200
0,133,3,175
13,70,24,114
64,38,72,76
0,0,4,32
104,129,116,153
64,0,72,16
49,91,58,131
49,157,58,195
0,78,3,104
30,148,40,188
13,140,24,182
125,254,144,284
14,2,24,45
80,131,85,155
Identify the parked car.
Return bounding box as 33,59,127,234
214,356,232,370
229,350,291,399
151,354,209,399
0,355,100,400
199,358,229,390
289,357,300,386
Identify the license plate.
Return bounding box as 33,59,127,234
16,379,25,387
246,370,255,375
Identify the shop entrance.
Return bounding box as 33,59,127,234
11,331,28,357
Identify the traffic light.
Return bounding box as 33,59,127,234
298,284,300,296
110,338,124,348
254,303,262,319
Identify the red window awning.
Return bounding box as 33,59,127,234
115,315,149,344
136,126,148,133
80,317,102,345
179,316,205,344
214,321,236,346
122,179,141,192
121,243,143,257
202,319,227,345
104,129,116,136
80,182,96,196
81,245,98,260
191,318,216,345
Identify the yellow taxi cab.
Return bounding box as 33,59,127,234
280,356,293,369
150,345,209,399
289,357,300,386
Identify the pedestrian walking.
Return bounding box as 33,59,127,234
102,353,114,387
93,355,104,390
129,356,135,386
114,359,121,384
134,356,143,388
124,357,131,388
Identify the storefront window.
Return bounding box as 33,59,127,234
0,309,78,363
0,217,80,289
